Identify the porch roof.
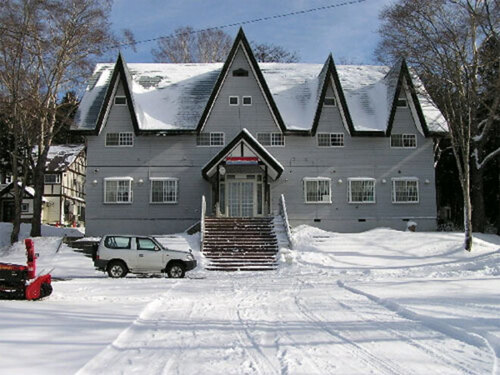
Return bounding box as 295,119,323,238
202,129,284,180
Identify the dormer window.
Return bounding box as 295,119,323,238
233,68,249,77
324,97,336,106
114,96,127,105
396,98,407,107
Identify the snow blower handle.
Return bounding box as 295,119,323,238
25,239,36,280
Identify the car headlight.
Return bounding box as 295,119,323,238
186,253,195,261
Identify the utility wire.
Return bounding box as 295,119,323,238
107,0,368,52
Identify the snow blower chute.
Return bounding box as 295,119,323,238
0,239,52,300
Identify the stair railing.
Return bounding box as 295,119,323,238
279,194,293,249
201,195,206,246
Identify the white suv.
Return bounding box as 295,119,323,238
94,235,197,278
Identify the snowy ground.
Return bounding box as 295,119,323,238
0,223,499,375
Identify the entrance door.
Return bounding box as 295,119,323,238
2,201,15,222
223,174,264,217
228,181,254,217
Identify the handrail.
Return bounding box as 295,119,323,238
200,195,206,246
279,194,293,249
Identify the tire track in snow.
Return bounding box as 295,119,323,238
75,280,180,375
338,280,498,375
230,277,281,375
294,277,408,375
330,285,481,375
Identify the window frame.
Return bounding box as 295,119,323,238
317,132,344,147
114,96,127,106
104,177,133,204
44,174,61,184
105,132,134,147
21,203,29,212
149,177,178,204
229,96,239,106
348,178,376,204
396,98,408,107
324,96,337,107
390,134,417,149
303,177,332,204
257,132,285,147
242,96,252,106
392,177,419,204
196,132,225,147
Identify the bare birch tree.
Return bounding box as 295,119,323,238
152,26,300,63
376,0,500,251
0,0,115,239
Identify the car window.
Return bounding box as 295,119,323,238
136,238,158,251
104,236,131,249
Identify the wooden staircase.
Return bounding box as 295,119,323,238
202,217,279,271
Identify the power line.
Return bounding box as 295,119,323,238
108,0,368,52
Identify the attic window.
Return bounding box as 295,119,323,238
114,96,127,105
397,98,407,107
391,134,416,148
233,68,249,77
229,96,239,106
324,97,336,106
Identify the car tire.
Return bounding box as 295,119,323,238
107,261,128,278
166,262,185,278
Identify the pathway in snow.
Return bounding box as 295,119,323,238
76,274,493,375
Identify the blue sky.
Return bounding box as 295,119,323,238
109,0,394,64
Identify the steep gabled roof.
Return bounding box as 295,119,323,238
310,54,358,136
73,29,448,137
197,28,287,133
202,128,284,180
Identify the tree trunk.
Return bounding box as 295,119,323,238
470,163,485,232
463,164,473,251
30,160,46,237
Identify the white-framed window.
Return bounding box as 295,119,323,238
114,96,127,105
317,133,344,147
304,177,332,203
229,96,239,106
324,96,336,106
44,174,61,184
21,203,29,212
104,177,133,204
196,132,225,146
348,178,376,203
391,134,416,148
257,132,285,147
396,98,407,107
105,132,134,147
242,96,252,106
392,178,419,203
150,178,178,204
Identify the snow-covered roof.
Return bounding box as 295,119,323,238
74,59,448,135
45,144,85,172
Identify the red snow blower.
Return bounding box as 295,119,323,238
0,239,52,300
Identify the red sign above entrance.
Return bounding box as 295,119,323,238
225,156,259,165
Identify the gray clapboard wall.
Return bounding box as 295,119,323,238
85,46,437,236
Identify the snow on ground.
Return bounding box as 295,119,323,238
0,222,499,375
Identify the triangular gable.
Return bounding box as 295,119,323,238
311,54,356,136
0,183,35,199
197,28,286,134
86,53,141,136
202,129,284,180
385,59,431,137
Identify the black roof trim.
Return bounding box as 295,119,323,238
202,129,284,180
386,58,430,137
196,28,287,134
